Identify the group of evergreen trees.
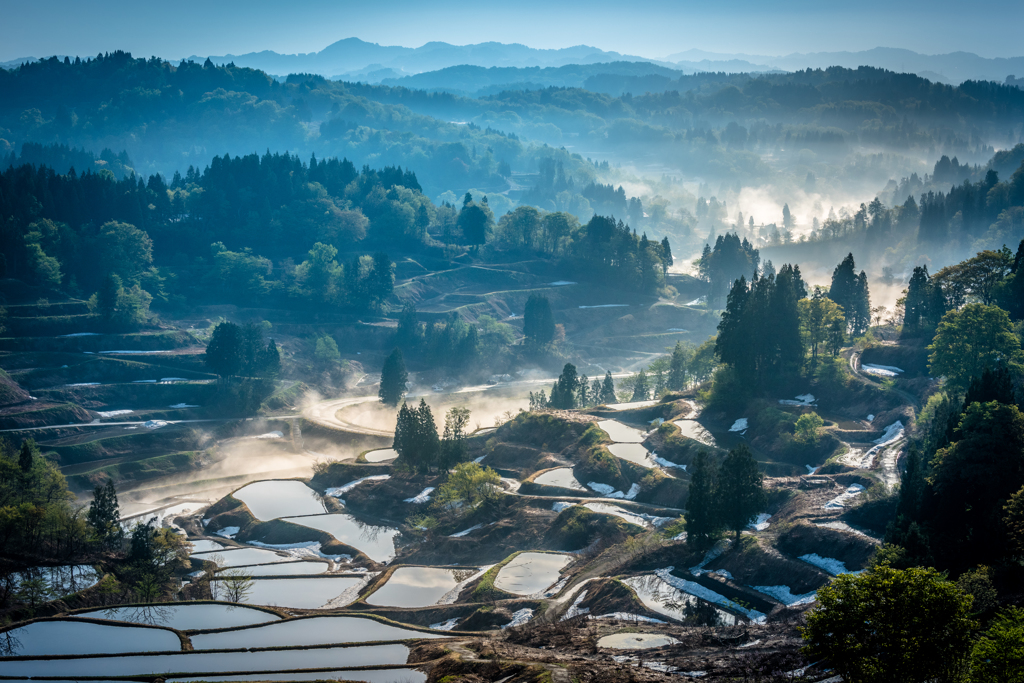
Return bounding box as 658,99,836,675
204,322,281,378
531,364,617,410
684,446,767,548
393,400,471,473
828,253,871,336
697,233,760,308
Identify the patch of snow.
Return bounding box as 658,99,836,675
247,540,351,562
160,377,188,382
814,520,878,540
169,403,200,408
325,475,391,497
472,455,487,463
60,332,100,337
404,487,435,504
578,304,629,309
67,382,101,387
729,418,748,432
212,526,240,538
751,585,817,605
739,639,762,648
824,483,865,509
552,501,575,513
747,513,771,531
861,363,904,377
667,327,688,332
624,483,641,500
866,414,875,422
799,553,863,576
594,613,665,623
561,590,590,620
545,577,569,597
438,565,493,605
685,296,706,306
690,539,731,574
430,618,460,631
681,671,708,677
501,607,535,629
588,481,620,496
143,420,168,429
449,523,484,538
806,465,819,474
133,379,157,383
711,569,734,580
97,409,133,418
548,280,577,286
653,455,686,470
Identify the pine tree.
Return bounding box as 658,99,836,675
440,407,471,469
393,402,417,467
395,303,420,348
668,341,688,391
590,378,601,407
577,373,590,407
379,348,408,407
523,294,555,344
631,369,650,401
600,372,616,404
18,439,36,472
853,271,871,336
87,480,122,547
96,273,122,324
829,253,860,334
205,322,243,377
717,444,766,543
550,363,580,409
415,399,440,472
260,339,281,377
685,451,720,550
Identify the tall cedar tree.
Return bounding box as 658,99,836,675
600,372,616,404
829,253,871,336
549,363,580,409
393,399,440,472
668,341,688,391
717,444,766,543
18,439,36,472
523,294,555,344
87,480,122,547
631,369,650,401
685,451,720,550
205,322,243,377
379,348,409,407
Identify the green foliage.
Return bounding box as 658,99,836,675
435,461,501,512
717,444,767,542
800,288,845,361
378,347,408,407
928,303,1024,391
795,412,824,443
684,450,719,550
829,253,871,336
548,363,580,409
970,607,1024,683
205,322,280,378
801,565,975,683
523,294,555,345
313,333,341,368
86,480,122,548
393,399,441,473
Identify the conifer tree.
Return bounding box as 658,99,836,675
550,363,580,409
590,378,602,406
260,338,281,377
631,369,650,401
600,372,616,404
523,294,555,344
18,439,36,472
378,347,408,407
717,444,766,543
668,341,688,391
415,399,441,472
685,451,719,550
87,480,122,547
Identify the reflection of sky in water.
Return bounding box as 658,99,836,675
233,481,326,520
166,668,426,683
494,553,571,595
236,577,364,609
12,564,99,597
72,603,279,630
191,615,446,650
597,420,646,443
0,620,181,657
283,513,399,563
367,567,476,607
623,575,735,626
533,467,586,490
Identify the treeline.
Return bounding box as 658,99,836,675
0,52,592,194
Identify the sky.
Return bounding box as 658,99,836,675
2,0,1020,62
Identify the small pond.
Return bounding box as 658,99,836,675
283,513,399,563
608,443,657,468
596,420,646,443
72,603,280,631
623,575,736,626
12,564,99,597
189,539,226,553
0,620,181,657
532,467,586,490
494,552,571,595
597,632,680,649
366,567,478,608
235,576,364,609
673,420,717,446
584,502,650,528
0,644,410,677
167,669,426,683
364,448,399,462
225,561,328,576
191,615,445,650
191,547,295,568
232,480,326,521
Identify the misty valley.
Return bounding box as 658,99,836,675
0,30,1023,683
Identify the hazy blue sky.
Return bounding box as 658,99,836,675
3,0,1019,62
